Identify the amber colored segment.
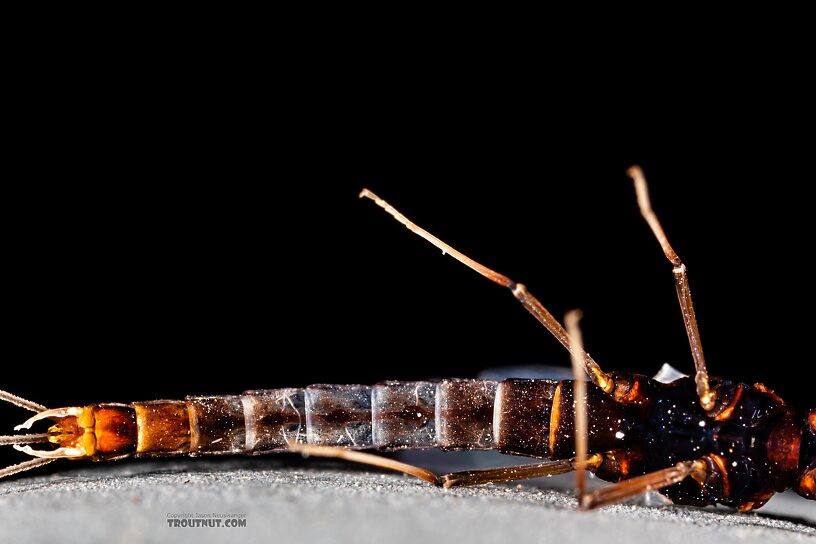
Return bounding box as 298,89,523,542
494,379,556,457
48,416,83,448
708,453,731,498
796,467,815,499
548,385,562,457
187,396,245,454
92,405,137,456
594,450,645,482
134,401,190,454
712,383,744,421
609,372,648,405
752,383,785,404
736,491,774,513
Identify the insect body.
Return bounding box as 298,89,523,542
3,373,813,512
2,168,814,512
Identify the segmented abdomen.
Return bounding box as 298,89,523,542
92,379,637,460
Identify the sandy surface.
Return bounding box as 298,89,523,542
0,456,813,544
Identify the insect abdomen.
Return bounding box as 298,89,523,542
89,378,639,459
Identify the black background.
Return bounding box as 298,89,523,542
2,43,813,471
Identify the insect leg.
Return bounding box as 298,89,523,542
580,459,707,510
292,441,603,490
629,167,715,411
360,189,614,395
565,310,590,499
440,455,602,488
288,442,440,485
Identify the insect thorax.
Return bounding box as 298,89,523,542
643,377,801,509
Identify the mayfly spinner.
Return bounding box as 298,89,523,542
1,167,814,512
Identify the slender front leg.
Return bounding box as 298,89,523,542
628,167,715,411
289,443,440,485
441,455,602,488
360,189,613,395
292,440,603,491
581,460,707,510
